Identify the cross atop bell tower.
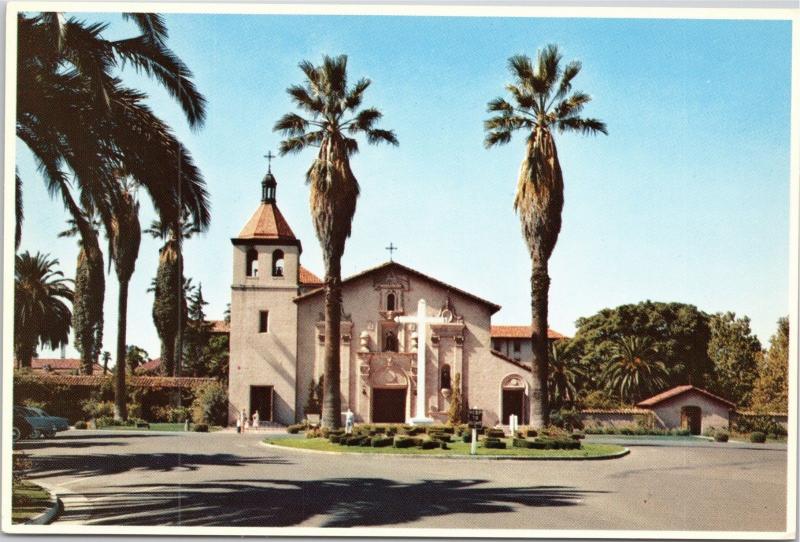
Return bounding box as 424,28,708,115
262,151,277,203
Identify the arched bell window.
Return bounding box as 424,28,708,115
272,250,284,277
440,365,452,390
246,248,259,277
386,292,396,311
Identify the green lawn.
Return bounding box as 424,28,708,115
12,481,51,524
93,423,223,432
266,437,626,459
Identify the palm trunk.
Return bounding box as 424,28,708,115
529,250,550,428
321,254,342,429
114,278,129,421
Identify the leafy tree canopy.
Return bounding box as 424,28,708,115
750,317,789,413
707,312,761,406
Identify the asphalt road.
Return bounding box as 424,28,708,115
16,429,788,533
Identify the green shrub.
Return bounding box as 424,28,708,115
533,437,581,450
713,430,729,442
81,399,116,420
191,382,228,426
512,438,535,449
671,428,692,436
703,426,717,437
619,426,634,435
462,433,472,443
74,420,88,429
95,416,129,427
420,440,439,450
750,431,767,443
287,423,306,434
549,408,584,431
439,441,449,450
151,405,193,423
329,434,343,444
393,437,422,448
321,427,344,438
571,432,585,440
482,438,506,450
193,423,209,432
486,428,505,439
371,436,393,447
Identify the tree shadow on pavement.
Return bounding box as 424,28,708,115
66,478,605,527
27,452,292,479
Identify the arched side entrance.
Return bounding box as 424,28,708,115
681,405,702,435
500,374,528,426
371,366,409,423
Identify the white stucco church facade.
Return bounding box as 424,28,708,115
227,166,561,427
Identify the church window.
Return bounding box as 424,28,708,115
272,250,285,277
383,330,399,352
513,341,521,353
259,310,269,333
492,339,500,351
386,292,396,311
246,248,259,277
440,365,451,390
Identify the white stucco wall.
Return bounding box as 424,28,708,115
648,390,732,432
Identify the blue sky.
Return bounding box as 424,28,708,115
16,12,792,363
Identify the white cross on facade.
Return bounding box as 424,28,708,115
395,298,447,424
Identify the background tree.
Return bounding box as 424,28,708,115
184,283,213,377
101,351,111,375
706,312,761,405
108,183,141,420
146,215,199,376
601,335,669,404
125,345,150,374
274,54,398,428
484,44,607,427
58,216,104,375
14,252,74,368
548,339,583,409
572,301,713,393
750,317,789,413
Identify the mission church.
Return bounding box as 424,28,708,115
228,163,563,428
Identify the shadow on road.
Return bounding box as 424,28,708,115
65,478,604,527
27,452,292,479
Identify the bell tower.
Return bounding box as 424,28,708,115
228,154,301,426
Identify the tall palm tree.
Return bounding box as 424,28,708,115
58,215,104,375
108,181,141,420
548,340,583,409
274,54,398,429
145,214,198,376
14,252,74,368
484,44,607,427
602,335,669,404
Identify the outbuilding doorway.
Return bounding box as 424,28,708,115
372,388,406,423
681,406,702,435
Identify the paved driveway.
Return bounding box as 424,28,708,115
15,430,788,533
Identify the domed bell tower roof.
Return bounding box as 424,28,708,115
232,152,301,251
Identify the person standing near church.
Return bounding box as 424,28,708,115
252,410,260,429
241,409,247,432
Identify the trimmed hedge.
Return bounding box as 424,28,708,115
713,430,729,442
512,438,536,449
750,431,767,443
286,424,305,434
393,437,422,448
329,434,343,444
193,423,209,432
420,440,439,450
486,429,505,439
532,437,581,450
482,438,506,450
371,436,394,447
74,421,88,430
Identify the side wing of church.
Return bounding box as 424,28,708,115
228,166,540,428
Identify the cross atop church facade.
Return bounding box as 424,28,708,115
264,150,276,173
385,242,397,261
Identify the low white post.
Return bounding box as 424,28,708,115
470,428,477,455
510,414,518,435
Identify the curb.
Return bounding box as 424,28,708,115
24,487,61,525
261,441,630,461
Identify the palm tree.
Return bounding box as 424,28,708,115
548,340,583,409
14,252,74,368
145,214,198,376
108,182,141,420
101,351,111,375
274,54,398,429
484,44,607,427
602,335,669,404
15,170,23,250
58,215,104,375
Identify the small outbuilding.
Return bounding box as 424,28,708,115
636,385,736,435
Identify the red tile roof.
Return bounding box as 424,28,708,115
491,326,566,340
294,261,501,313
581,408,652,415
208,320,230,334
299,266,323,287
135,358,162,374
34,374,214,389
236,202,297,241
636,385,736,409
30,358,104,374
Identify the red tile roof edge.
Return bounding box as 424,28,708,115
636,385,736,408
490,350,531,372
581,408,652,415
490,326,567,340
33,374,215,388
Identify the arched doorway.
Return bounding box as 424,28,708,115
371,366,409,423
501,374,527,426
681,406,702,435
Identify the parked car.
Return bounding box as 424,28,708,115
12,410,33,442
13,406,69,438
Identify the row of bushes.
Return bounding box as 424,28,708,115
584,424,693,436
731,414,787,437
